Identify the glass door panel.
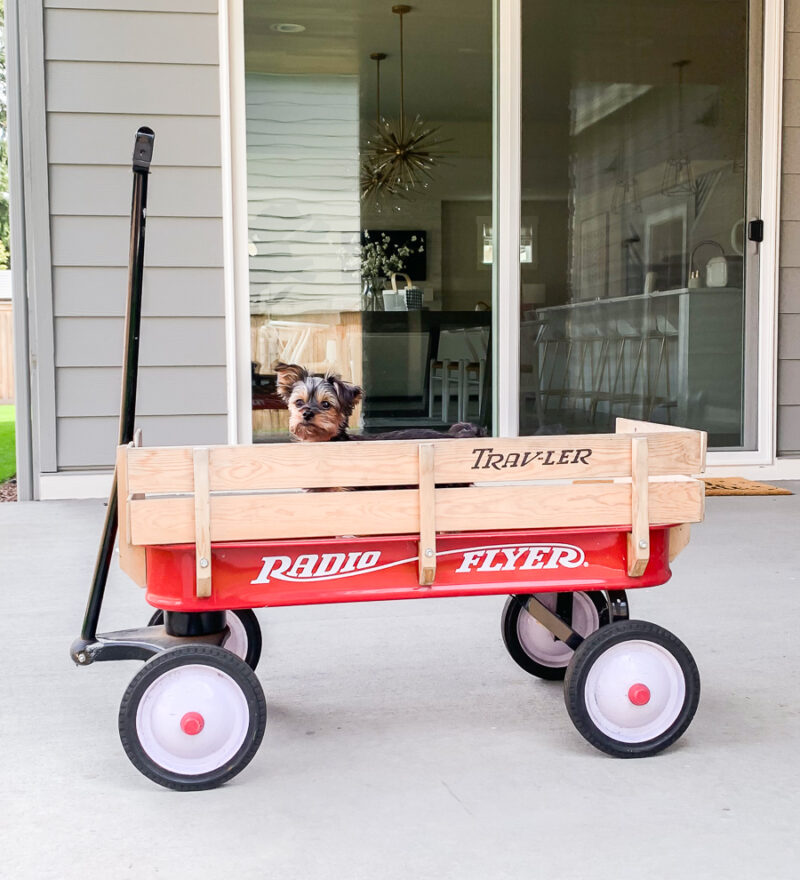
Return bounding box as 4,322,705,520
519,0,755,449
244,1,493,442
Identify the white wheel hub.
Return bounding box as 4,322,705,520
518,594,600,667
221,613,248,661
584,640,686,743
136,664,250,774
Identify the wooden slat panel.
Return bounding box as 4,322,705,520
617,419,707,471
669,524,691,562
116,444,147,586
124,431,706,494
617,418,690,435
128,478,705,546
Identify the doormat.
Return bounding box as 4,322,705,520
702,477,793,496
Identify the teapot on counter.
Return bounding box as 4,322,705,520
689,238,744,289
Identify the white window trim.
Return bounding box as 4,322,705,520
703,0,783,473
494,0,522,437
716,0,783,468
220,0,253,446
222,0,783,468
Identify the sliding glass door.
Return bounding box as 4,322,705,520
517,0,760,450
238,0,763,452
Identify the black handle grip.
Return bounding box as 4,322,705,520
748,219,764,243
132,126,155,171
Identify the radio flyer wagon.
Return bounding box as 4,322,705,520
71,130,708,791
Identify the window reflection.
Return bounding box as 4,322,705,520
520,0,751,449
245,1,494,441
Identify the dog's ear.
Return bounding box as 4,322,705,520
331,377,363,418
273,362,308,402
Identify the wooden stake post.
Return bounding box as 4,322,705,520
627,436,650,577
192,447,212,598
417,444,437,586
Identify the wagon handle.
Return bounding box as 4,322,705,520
76,128,155,649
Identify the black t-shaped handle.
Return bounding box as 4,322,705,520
132,126,155,171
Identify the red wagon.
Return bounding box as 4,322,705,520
71,129,708,790
72,419,706,790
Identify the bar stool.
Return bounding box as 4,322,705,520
429,328,488,422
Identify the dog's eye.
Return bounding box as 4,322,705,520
321,401,331,409
294,400,305,408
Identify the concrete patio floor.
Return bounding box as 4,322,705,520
1,491,799,880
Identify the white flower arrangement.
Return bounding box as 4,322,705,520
360,231,425,284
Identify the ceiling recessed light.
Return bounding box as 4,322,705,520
270,23,306,33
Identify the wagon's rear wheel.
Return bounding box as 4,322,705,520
501,592,610,680
119,645,267,791
148,609,262,671
563,620,700,758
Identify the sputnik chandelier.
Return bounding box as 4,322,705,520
361,5,448,203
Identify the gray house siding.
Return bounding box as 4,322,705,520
43,0,228,471
778,0,800,454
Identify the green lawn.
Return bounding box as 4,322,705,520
0,405,15,483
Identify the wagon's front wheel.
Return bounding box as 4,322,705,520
501,592,610,680
563,620,700,758
119,645,267,791
148,609,262,671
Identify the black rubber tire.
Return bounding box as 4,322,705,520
501,592,610,680
148,608,262,671
564,620,700,758
119,644,267,791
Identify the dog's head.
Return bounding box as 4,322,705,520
273,362,362,442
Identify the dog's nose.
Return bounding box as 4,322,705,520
303,409,314,421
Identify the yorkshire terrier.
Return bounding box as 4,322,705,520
273,362,485,443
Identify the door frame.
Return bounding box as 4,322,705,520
492,0,783,464
222,0,784,465
220,0,254,445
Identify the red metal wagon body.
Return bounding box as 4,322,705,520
71,130,710,791
144,525,674,613
75,415,706,791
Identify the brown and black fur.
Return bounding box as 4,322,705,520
273,362,486,443
274,362,362,443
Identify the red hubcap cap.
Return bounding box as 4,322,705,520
180,711,205,735
628,683,651,706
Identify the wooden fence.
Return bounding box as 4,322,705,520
0,301,14,404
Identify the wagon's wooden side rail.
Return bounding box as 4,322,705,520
123,430,705,493
615,418,707,575
116,420,707,595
